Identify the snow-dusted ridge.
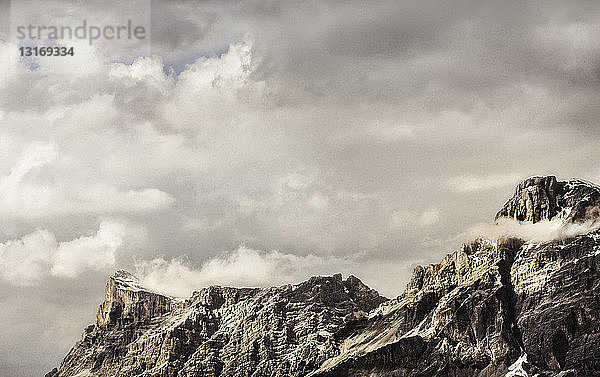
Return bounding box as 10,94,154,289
110,270,147,293
47,176,600,377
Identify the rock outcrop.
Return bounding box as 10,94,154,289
47,273,385,377
48,176,600,377
496,176,600,223
96,270,174,327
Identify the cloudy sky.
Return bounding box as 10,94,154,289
1,0,600,375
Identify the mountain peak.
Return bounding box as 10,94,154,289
96,271,173,328
496,175,600,223
110,270,146,292
48,177,600,377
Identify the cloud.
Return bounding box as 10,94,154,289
0,221,127,286
461,216,600,244
0,142,58,193
0,229,57,286
51,222,126,278
2,26,599,261
77,186,175,213
0,143,175,219
135,245,327,296
135,245,412,298
446,174,521,193
4,1,600,374
109,56,174,94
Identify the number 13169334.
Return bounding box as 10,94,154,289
19,46,74,56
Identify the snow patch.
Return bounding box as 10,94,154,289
506,353,528,377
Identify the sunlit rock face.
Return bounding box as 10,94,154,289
47,272,386,377
48,176,600,377
511,233,600,374
96,270,174,327
496,175,600,224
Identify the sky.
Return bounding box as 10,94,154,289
1,0,600,375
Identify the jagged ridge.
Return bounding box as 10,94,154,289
496,175,600,224
48,176,600,377
48,273,386,377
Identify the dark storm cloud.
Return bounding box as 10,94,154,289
236,0,600,129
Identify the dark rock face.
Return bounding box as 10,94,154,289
496,176,600,223
314,232,600,377
48,176,600,377
47,273,386,377
497,176,561,223
312,237,526,377
512,234,600,375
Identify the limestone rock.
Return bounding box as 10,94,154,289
496,176,600,223
95,270,174,327
47,273,386,377
48,176,600,377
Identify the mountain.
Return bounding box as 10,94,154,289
47,272,386,377
47,176,600,377
496,176,600,224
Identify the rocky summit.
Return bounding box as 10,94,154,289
47,176,600,377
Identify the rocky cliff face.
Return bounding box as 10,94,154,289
496,176,600,224
96,270,174,328
48,176,600,377
47,272,385,377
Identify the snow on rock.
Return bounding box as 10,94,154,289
506,354,529,377
47,176,600,377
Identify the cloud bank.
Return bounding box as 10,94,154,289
0,221,126,286
462,216,600,244
135,245,417,298
3,1,600,375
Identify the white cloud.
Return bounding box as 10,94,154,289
0,143,175,219
136,246,333,297
160,41,264,131
391,209,443,229
0,142,58,194
308,191,329,210
0,230,57,287
461,216,600,243
336,121,414,144
135,245,410,298
51,222,126,278
446,174,521,193
0,221,127,286
110,56,174,94
0,39,434,258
